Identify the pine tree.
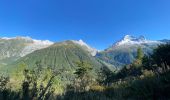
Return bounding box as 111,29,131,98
137,47,144,60
74,61,93,92
132,47,144,67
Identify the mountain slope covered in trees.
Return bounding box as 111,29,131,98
0,43,170,100
0,40,115,93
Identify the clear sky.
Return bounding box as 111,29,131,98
0,0,170,50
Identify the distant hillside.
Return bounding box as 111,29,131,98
0,37,53,66
0,37,98,67
8,41,101,70
1,35,169,71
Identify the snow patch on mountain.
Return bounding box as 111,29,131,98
72,39,98,56
20,37,54,57
114,35,162,46
33,40,54,45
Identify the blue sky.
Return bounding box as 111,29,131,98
0,0,170,50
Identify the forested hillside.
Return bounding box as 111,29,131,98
0,43,170,100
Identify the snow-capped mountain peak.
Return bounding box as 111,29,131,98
114,35,161,46
72,39,98,56
122,35,146,42
73,39,88,47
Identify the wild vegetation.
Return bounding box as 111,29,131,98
0,44,170,100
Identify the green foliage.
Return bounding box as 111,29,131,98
152,44,170,71
0,75,9,90
22,69,56,100
97,67,115,85
58,71,170,100
142,44,170,72
137,47,144,60
74,61,92,78
73,61,94,92
130,47,144,68
142,55,155,70
141,70,155,78
0,68,57,100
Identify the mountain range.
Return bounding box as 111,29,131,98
0,35,169,71
0,37,98,67
0,35,169,93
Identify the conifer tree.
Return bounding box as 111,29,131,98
137,47,144,60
